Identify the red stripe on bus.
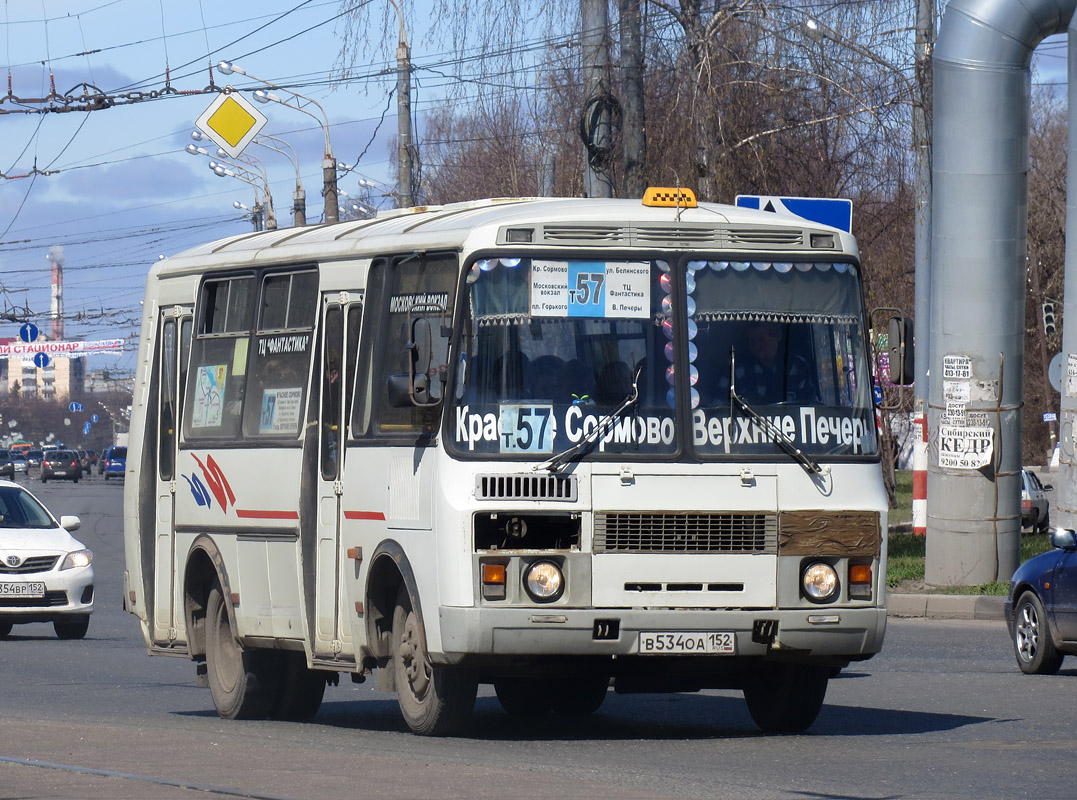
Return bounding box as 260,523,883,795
344,511,386,521
235,509,300,520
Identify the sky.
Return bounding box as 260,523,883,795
0,0,443,378
0,1,1072,382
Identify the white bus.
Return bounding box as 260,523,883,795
124,188,905,735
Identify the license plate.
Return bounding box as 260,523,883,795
0,582,46,598
52,470,67,476
638,631,736,655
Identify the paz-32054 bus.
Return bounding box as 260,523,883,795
123,188,904,735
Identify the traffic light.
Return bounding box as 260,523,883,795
1042,302,1058,336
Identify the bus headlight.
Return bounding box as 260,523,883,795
802,562,839,603
524,560,564,603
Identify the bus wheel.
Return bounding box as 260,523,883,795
205,586,278,720
743,663,829,734
551,675,609,714
493,678,547,715
391,586,476,735
273,652,326,721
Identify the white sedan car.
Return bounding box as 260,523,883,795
0,480,94,639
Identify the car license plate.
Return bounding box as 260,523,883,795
0,582,46,598
638,631,736,655
53,470,67,476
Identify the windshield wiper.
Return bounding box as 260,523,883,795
534,365,642,474
729,347,824,476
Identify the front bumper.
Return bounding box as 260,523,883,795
0,567,95,624
437,605,886,663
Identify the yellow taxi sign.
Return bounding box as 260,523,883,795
642,187,697,208
194,90,268,158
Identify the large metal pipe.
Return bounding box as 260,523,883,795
1058,13,1077,530
928,0,1076,585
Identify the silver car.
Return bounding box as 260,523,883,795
0,481,94,639
1021,468,1051,533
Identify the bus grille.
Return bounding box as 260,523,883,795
476,473,579,502
0,555,59,574
594,512,778,554
726,227,804,246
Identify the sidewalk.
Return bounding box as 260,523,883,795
887,593,1005,621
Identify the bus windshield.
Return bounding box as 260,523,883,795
448,256,876,461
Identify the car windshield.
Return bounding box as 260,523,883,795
110,447,127,459
448,255,876,462
0,486,57,528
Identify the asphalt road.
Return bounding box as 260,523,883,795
2,476,1075,800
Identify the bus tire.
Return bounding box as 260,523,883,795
493,678,547,715
391,586,476,735
551,675,609,715
205,586,278,720
743,663,828,734
0,621,14,638
273,652,326,721
494,676,608,716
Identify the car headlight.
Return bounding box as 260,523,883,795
61,549,93,570
802,562,839,603
523,560,564,602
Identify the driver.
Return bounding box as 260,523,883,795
736,321,814,404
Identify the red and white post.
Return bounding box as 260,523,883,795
912,414,927,536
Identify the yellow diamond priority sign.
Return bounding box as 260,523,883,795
194,90,268,158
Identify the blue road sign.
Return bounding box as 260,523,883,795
33,352,49,368
83,422,92,434
735,195,853,233
91,414,99,423
69,402,84,412
19,322,39,343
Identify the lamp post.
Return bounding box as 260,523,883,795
186,142,276,230
385,0,414,207
209,160,277,230
253,134,306,227
217,60,338,223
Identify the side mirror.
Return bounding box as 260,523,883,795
1050,528,1077,551
59,515,81,532
887,316,915,385
1044,484,1055,492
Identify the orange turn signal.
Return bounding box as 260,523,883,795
849,564,872,584
482,564,507,585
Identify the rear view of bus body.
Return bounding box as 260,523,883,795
123,189,890,736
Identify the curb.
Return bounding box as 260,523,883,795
887,593,1005,621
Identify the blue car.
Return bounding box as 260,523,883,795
100,445,127,481
1006,528,1077,674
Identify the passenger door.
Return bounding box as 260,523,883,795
310,295,363,659
151,307,192,646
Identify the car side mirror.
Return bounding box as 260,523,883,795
1044,484,1054,492
59,515,81,532
1050,528,1077,551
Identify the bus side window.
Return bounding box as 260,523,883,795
242,269,318,440
361,253,457,440
184,275,255,441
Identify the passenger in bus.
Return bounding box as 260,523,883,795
564,359,596,405
528,355,565,401
484,353,529,400
734,321,815,404
594,360,632,405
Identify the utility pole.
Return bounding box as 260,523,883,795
389,0,414,208
581,0,613,197
620,0,646,198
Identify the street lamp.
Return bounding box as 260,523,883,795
253,134,306,227
209,160,277,230
217,60,338,223
186,141,276,230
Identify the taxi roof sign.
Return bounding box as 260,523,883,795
194,90,268,158
642,187,697,208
